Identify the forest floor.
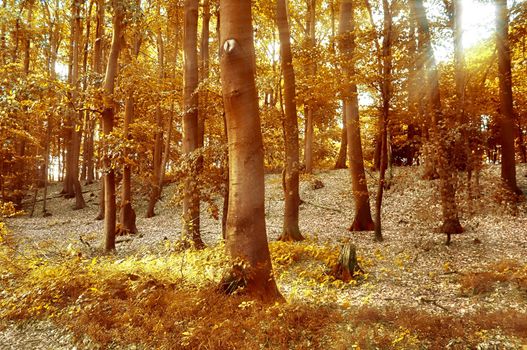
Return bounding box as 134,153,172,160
1,164,527,349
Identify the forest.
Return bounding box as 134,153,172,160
1,0,527,348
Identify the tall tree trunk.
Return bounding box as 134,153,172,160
495,0,521,195
406,2,420,166
219,0,282,301
339,0,374,232
81,0,93,183
119,33,141,235
304,0,316,174
0,0,6,65
101,1,123,251
181,0,202,247
276,0,302,241
23,0,33,75
198,0,210,150
412,0,463,240
374,0,393,242
65,0,86,209
146,8,165,218
94,0,105,219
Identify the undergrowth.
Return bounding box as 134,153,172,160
1,228,527,349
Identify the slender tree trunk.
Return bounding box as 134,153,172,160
119,32,141,235
94,0,105,219
42,116,52,216
304,0,316,174
335,122,347,169
198,0,210,150
181,0,202,247
339,0,374,232
219,0,282,301
495,0,521,195
0,0,6,65
23,0,33,74
146,10,165,218
412,0,463,240
72,0,85,210
374,0,393,242
276,0,302,241
101,1,123,251
119,92,138,234
81,0,93,183
518,118,527,163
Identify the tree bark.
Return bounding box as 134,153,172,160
219,0,282,301
277,0,303,242
101,0,124,251
69,0,86,210
303,0,316,174
495,0,521,195
94,0,105,220
339,0,374,232
146,5,166,218
334,122,347,169
119,32,141,236
181,0,202,247
374,0,393,242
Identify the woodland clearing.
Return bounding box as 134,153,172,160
1,164,527,349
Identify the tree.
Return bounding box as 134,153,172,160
94,0,106,221
303,0,316,174
219,0,282,301
66,0,86,210
181,0,203,248
119,15,141,236
146,3,166,218
338,0,374,232
495,0,521,196
101,0,124,251
373,0,394,242
277,0,303,242
411,0,463,242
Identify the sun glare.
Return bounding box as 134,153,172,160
461,0,495,50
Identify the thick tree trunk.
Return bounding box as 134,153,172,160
181,0,202,247
277,0,303,242
339,0,374,232
412,0,463,238
101,1,123,251
219,0,282,301
495,0,521,195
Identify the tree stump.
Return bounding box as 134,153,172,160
332,243,363,282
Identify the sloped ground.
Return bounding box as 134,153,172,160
1,164,527,349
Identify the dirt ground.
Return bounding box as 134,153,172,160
2,164,527,349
